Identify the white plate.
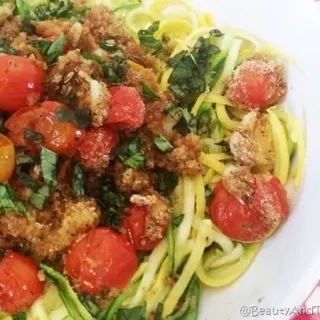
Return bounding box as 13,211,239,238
193,0,320,319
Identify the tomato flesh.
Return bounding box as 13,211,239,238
209,175,289,242
107,86,145,130
5,101,85,154
0,251,44,313
64,228,138,295
0,134,15,182
0,55,44,112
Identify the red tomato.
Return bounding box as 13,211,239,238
64,228,138,295
0,134,15,182
107,86,145,130
0,55,44,112
226,58,286,110
209,175,289,242
5,101,85,154
78,126,119,171
0,251,44,313
124,203,169,251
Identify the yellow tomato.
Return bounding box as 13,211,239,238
0,134,15,182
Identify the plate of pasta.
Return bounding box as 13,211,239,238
0,0,318,319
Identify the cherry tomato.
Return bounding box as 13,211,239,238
226,58,286,110
124,201,169,251
0,134,15,182
107,86,145,130
0,251,44,313
209,175,289,242
5,101,85,154
64,228,138,295
0,55,44,112
78,126,118,171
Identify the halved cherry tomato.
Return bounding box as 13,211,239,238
209,175,289,242
0,55,44,112
226,58,286,110
124,201,169,251
0,251,44,313
0,134,15,182
78,127,119,171
64,228,138,295
5,101,85,154
107,86,145,130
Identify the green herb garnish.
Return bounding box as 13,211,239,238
117,305,146,320
138,21,163,53
154,168,178,196
153,135,173,153
24,128,44,144
56,107,91,129
73,164,85,198
99,39,118,52
0,39,18,55
0,183,28,215
40,147,58,188
29,185,50,210
12,313,26,320
142,84,160,101
16,172,39,191
116,137,144,169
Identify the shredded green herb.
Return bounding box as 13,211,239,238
56,106,91,129
24,128,44,144
73,164,85,198
117,305,146,320
99,39,118,52
29,185,50,210
16,172,39,191
154,168,178,196
20,18,36,35
138,21,163,53
79,294,101,317
154,135,173,153
142,84,160,101
0,183,28,215
40,147,58,188
0,39,19,55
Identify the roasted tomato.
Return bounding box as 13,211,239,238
226,57,287,110
0,55,44,112
124,195,169,251
107,86,145,130
78,126,119,172
0,251,44,313
0,134,15,182
5,101,85,154
209,169,289,242
64,228,138,295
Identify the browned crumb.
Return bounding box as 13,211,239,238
0,1,15,25
0,16,20,41
36,19,71,38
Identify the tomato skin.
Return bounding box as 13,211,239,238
226,58,286,110
124,204,168,251
0,134,15,182
64,228,138,295
0,55,44,112
5,101,85,154
107,86,145,130
209,175,289,242
78,127,119,171
0,251,44,313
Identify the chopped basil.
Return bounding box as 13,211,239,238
82,52,104,64
154,135,173,153
40,147,58,188
99,39,118,52
24,128,44,144
29,185,50,210
154,168,178,196
116,137,144,169
79,294,101,317
117,305,146,320
32,0,74,20
138,21,163,53
56,107,91,129
0,39,19,55
12,313,27,320
173,109,197,135
29,38,52,55
16,172,39,191
205,186,213,201
73,164,85,198
0,183,28,215
142,84,160,101
98,177,127,228
101,50,128,84
16,150,36,166
20,18,36,35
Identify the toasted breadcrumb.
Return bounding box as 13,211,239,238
130,194,157,206
0,16,20,41
0,2,15,25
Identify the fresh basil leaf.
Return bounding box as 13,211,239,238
29,185,50,210
0,39,19,55
17,172,39,191
20,18,36,35
154,168,178,196
82,52,104,64
117,305,146,320
173,109,197,135
138,21,163,52
46,33,66,64
0,183,28,215
24,128,44,144
154,135,173,153
56,107,91,129
99,39,118,52
97,177,127,228
79,294,101,316
102,50,128,84
12,312,26,320
142,84,160,101
29,38,52,55
73,164,85,198
40,147,58,188
116,137,144,169
33,0,74,20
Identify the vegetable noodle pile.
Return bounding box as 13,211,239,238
0,0,305,319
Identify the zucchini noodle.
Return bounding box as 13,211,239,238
200,153,226,175
216,104,240,130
